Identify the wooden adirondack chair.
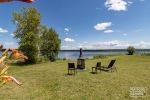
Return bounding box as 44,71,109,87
101,60,117,72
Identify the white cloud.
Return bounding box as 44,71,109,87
134,41,150,48
75,34,78,37
139,0,144,2
83,41,88,44
10,33,15,37
96,8,102,10
61,45,77,50
105,0,129,11
123,33,127,36
64,28,71,35
14,20,18,24
4,42,18,48
64,28,70,32
62,40,130,49
128,1,133,5
61,40,150,49
90,40,130,48
0,28,8,33
64,38,75,42
94,22,112,31
104,30,114,33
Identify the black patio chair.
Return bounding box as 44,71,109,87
68,63,77,75
92,62,101,73
101,60,117,72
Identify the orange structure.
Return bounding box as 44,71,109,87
0,0,34,3
0,45,28,86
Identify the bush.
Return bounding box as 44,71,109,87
37,56,49,63
140,53,150,56
93,55,107,59
40,27,61,62
127,46,135,55
63,58,66,60
56,58,67,60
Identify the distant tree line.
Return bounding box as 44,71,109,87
12,7,61,63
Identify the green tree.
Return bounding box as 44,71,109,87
40,26,61,61
12,7,41,63
127,46,135,55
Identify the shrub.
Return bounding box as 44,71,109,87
40,27,61,62
140,53,150,56
127,46,135,55
93,55,107,59
37,56,49,63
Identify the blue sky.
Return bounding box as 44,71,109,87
0,0,150,49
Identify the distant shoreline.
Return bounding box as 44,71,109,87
1,49,150,52
60,49,150,52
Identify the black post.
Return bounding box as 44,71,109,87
79,48,83,58
77,48,85,70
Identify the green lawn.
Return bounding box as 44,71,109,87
0,55,150,100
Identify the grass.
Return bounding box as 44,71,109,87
0,55,150,100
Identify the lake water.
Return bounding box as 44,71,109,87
58,50,150,60
1,50,150,60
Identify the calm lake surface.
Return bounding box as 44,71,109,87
1,50,150,60
58,50,150,60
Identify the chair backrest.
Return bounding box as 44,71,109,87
108,60,116,68
96,62,101,68
68,63,75,69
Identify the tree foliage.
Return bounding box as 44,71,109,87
12,7,41,63
12,7,61,63
127,46,135,55
40,26,61,61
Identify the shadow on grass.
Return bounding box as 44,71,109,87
64,73,76,76
8,62,35,67
90,72,98,74
90,70,112,74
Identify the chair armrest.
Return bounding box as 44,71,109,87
112,65,116,68
101,65,107,68
68,68,76,70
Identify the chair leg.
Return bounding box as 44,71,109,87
68,69,69,74
92,67,95,73
111,68,113,72
95,68,97,74
92,67,94,73
115,67,117,72
76,69,77,74
74,69,75,75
